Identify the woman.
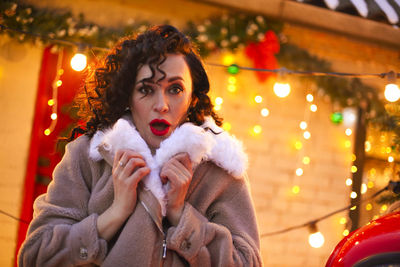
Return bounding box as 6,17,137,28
19,25,262,266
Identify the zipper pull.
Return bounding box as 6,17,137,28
162,238,167,259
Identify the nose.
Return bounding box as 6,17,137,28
154,91,169,113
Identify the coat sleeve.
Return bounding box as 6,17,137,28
18,136,108,267
166,166,262,267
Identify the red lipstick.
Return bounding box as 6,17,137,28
149,119,171,136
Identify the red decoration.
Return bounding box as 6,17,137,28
14,46,85,266
245,30,280,83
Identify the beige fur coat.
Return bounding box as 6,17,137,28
18,117,262,266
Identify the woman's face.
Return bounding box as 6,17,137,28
130,53,193,152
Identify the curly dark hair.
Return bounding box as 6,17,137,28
70,24,222,140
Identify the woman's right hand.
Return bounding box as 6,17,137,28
111,149,150,219
97,149,150,241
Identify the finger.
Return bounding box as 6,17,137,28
114,150,144,170
162,163,189,189
127,166,150,187
173,153,192,173
121,157,147,177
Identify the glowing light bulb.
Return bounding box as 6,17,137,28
308,231,324,248
295,141,303,150
303,131,311,139
339,217,347,224
253,125,262,134
345,140,352,148
227,84,237,92
56,80,62,87
254,95,263,103
58,69,64,75
351,166,358,173
215,97,223,105
384,83,400,102
351,154,356,161
388,156,394,162
214,105,221,111
261,108,269,117
367,181,374,188
228,76,237,84
222,54,235,65
381,204,388,212
350,191,357,199
71,53,87,71
343,229,349,236
310,104,317,112
346,178,352,186
345,128,352,136
365,141,371,152
306,94,314,102
361,183,367,194
386,147,392,153
299,121,307,130
295,168,303,176
51,113,57,120
273,82,290,98
44,129,51,136
48,99,54,106
292,185,300,194
366,203,372,211
302,156,310,165
222,122,231,131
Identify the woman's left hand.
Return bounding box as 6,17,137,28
160,153,193,226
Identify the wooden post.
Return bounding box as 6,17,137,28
349,107,366,232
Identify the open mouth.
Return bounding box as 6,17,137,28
149,119,171,136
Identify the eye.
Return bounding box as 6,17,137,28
137,85,154,96
168,84,183,95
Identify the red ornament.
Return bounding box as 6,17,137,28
245,30,280,83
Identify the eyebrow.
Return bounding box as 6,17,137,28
135,76,184,86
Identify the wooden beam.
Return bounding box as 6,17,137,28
196,0,400,49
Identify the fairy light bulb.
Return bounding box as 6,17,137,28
222,122,231,131
253,125,262,134
295,168,303,176
308,223,324,248
261,108,269,117
295,141,303,150
56,80,62,87
71,53,87,71
350,191,357,199
292,185,300,194
345,128,352,136
302,156,310,165
346,178,352,186
365,141,371,152
388,156,394,162
310,104,317,112
339,217,347,224
384,71,400,102
343,229,349,236
366,203,372,211
44,129,51,136
306,94,314,102
254,95,263,103
361,183,367,194
215,97,223,105
222,54,235,65
273,82,291,98
50,113,57,120
48,99,54,106
303,131,311,139
351,166,358,173
300,121,307,130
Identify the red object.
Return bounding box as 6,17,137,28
326,211,400,267
245,30,280,83
14,47,85,266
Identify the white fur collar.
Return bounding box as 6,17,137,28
89,116,248,215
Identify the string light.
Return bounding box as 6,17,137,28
295,141,303,150
310,104,317,112
302,156,310,165
222,53,235,65
295,168,303,176
308,223,325,248
367,181,374,188
227,76,237,92
342,108,357,127
70,52,87,71
261,108,269,117
366,203,373,211
350,191,358,199
303,131,311,139
254,95,263,103
388,156,394,162
252,125,262,135
215,97,223,105
345,128,352,136
351,166,358,173
299,121,307,130
47,99,54,106
339,217,347,224
306,94,314,102
384,71,400,102
345,140,352,148
292,185,300,194
365,141,371,152
222,122,232,131
50,113,57,120
343,229,350,236
361,183,367,194
346,178,353,186
273,82,290,98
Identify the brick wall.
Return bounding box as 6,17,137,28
0,37,42,266
3,1,400,266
